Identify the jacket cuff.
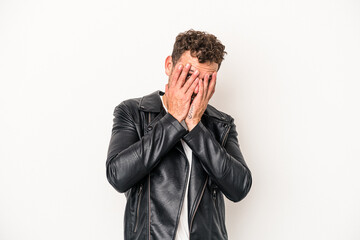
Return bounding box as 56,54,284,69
162,112,188,134
182,121,205,143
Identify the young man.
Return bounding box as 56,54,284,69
106,29,252,240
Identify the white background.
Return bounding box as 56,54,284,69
1,0,359,239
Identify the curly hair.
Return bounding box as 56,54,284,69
171,29,227,70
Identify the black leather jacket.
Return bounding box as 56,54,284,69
106,91,252,240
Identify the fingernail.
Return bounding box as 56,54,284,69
195,70,199,74
186,63,190,68
178,64,183,70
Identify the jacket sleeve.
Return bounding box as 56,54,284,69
182,119,252,202
106,102,187,193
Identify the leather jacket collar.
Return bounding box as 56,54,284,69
138,90,230,122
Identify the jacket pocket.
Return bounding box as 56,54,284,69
133,184,143,232
211,185,227,237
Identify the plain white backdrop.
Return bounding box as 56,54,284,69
1,0,359,239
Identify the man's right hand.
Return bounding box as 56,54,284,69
165,63,200,123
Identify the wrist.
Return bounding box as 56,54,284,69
168,111,184,123
186,118,200,131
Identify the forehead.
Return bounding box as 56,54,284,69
176,51,218,77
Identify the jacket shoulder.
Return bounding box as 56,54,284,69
113,97,142,118
205,104,234,123
114,90,163,116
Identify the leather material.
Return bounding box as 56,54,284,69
106,90,252,240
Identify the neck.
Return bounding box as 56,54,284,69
162,93,169,110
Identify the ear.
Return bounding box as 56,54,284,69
165,56,173,76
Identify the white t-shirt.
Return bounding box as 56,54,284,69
161,96,192,240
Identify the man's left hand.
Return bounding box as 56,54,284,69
185,72,217,131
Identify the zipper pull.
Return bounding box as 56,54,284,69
212,189,217,200
138,184,143,196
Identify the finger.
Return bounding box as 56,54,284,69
192,78,204,105
208,79,216,99
185,77,200,97
169,64,183,88
194,84,199,94
207,72,217,100
203,74,210,100
209,84,216,99
176,63,191,88
201,78,205,96
196,78,204,101
183,69,199,93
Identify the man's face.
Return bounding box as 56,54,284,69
165,51,219,98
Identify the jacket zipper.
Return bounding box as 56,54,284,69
134,184,143,232
189,123,231,233
221,124,231,146
148,113,151,240
189,176,208,232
